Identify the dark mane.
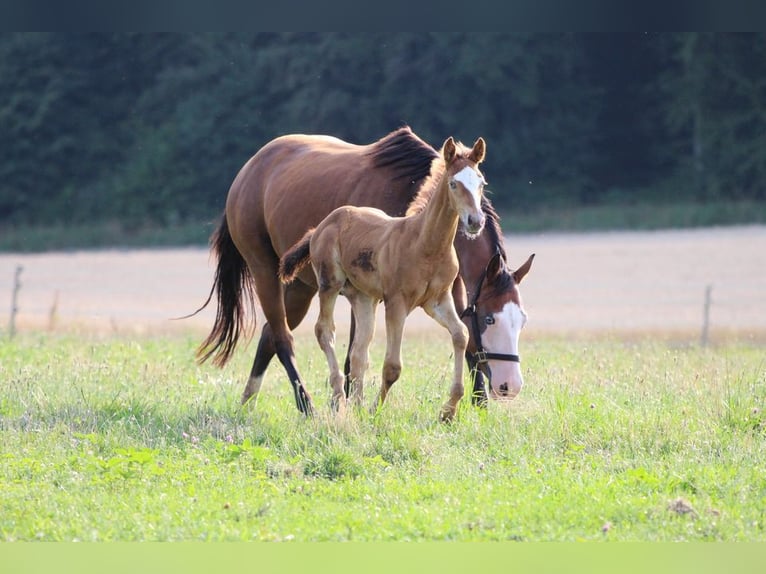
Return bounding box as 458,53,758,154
479,195,507,262
404,139,478,216
488,266,515,297
366,126,439,182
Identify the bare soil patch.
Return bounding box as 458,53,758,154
2,226,765,341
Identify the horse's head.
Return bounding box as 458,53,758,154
442,136,487,238
464,252,535,400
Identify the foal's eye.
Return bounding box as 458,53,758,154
484,316,495,325
448,179,457,190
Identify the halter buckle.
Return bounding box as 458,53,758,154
474,350,489,364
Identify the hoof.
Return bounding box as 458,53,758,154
296,388,314,417
331,394,348,416
439,405,456,423
470,392,488,408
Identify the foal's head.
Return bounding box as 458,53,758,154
442,136,487,238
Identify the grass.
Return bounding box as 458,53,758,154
1,331,765,541
0,220,213,253
500,199,766,234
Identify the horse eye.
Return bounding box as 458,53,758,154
448,179,457,190
485,316,495,325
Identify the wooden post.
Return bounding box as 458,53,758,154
48,290,59,332
9,265,23,338
700,284,712,347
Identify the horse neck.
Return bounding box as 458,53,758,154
454,226,504,298
411,177,459,256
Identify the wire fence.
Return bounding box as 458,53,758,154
2,227,766,340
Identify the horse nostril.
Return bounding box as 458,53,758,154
499,382,509,395
467,215,485,232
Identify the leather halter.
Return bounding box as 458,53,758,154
459,256,520,365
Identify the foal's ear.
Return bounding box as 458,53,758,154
443,137,456,163
512,253,535,284
470,137,486,164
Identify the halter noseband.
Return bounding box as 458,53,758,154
459,256,520,365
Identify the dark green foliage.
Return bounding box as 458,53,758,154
1,33,764,235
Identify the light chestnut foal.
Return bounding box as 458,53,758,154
279,136,487,421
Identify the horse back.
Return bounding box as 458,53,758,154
226,134,419,263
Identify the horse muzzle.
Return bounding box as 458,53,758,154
463,213,486,237
490,377,523,400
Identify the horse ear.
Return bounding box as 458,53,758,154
470,137,486,163
443,137,456,163
512,253,535,284
486,251,504,281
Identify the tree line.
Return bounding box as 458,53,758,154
1,33,764,229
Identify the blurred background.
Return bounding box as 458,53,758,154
2,33,765,340
2,32,765,251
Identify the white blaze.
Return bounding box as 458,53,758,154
453,166,485,211
483,301,526,398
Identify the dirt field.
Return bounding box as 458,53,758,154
2,225,765,342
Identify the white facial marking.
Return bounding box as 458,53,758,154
483,301,526,398
453,166,484,211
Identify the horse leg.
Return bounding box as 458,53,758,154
375,299,407,410
315,283,347,414
423,292,469,423
452,275,487,407
242,281,316,406
248,265,314,415
467,353,489,407
343,312,356,399
242,323,276,405
451,278,486,406
347,293,377,408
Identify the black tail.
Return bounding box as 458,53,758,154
279,229,314,284
193,214,257,367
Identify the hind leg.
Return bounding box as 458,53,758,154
242,280,316,406
315,275,347,414
346,292,377,407
375,298,407,410
246,260,314,415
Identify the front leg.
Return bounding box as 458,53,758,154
452,277,486,407
423,292,469,422
343,312,357,399
467,353,488,407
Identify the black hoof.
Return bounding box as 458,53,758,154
471,391,488,408
295,387,314,417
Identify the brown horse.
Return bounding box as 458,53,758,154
192,126,533,414
279,137,487,421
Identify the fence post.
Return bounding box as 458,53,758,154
9,265,23,338
700,284,712,347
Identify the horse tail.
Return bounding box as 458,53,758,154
195,214,257,367
279,229,314,284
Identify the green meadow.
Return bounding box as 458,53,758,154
1,332,764,541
